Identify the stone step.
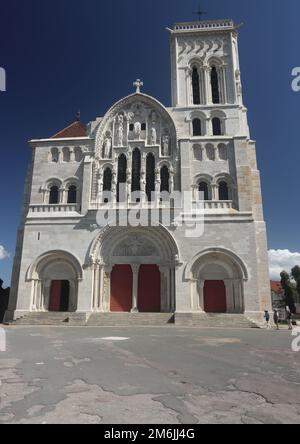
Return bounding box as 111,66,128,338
87,313,175,327
13,312,87,326
12,312,260,328
175,313,260,329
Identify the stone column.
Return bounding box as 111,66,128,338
212,183,219,201
111,170,117,205
170,267,176,312
196,280,205,312
31,280,37,311
96,170,103,205
232,279,244,313
60,188,66,204
224,279,234,313
103,266,112,312
42,280,51,312
185,67,192,106
81,153,93,214
159,266,170,312
200,68,206,105
92,263,100,311
140,159,146,204
221,65,227,104
204,66,211,105
98,265,105,312
169,171,175,194
155,169,161,205
131,264,140,313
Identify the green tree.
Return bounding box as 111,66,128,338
280,271,296,313
291,266,300,304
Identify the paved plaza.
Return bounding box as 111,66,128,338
0,326,299,424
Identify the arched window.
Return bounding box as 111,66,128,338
67,185,77,204
103,168,112,203
193,118,202,136
103,168,112,192
160,166,170,194
212,117,222,136
51,148,59,163
131,149,141,193
49,186,59,204
117,154,127,202
198,182,209,201
211,66,220,104
63,147,70,162
192,67,201,105
74,147,82,162
219,181,229,201
146,154,155,202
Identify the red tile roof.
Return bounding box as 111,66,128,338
270,281,284,294
51,121,87,139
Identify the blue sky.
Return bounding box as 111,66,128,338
0,0,299,286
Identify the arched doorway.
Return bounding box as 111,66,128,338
188,249,247,314
27,251,82,312
89,226,179,313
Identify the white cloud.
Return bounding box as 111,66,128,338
0,245,10,261
268,249,300,280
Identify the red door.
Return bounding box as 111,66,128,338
49,281,62,312
110,265,133,312
138,265,161,313
204,280,227,313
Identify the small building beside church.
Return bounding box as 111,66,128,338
6,18,271,325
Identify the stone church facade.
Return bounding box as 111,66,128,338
6,19,271,324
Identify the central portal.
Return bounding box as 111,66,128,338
95,226,178,314
110,264,161,313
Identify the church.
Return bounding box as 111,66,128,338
6,18,271,326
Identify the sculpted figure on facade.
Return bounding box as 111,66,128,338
162,135,170,157
103,135,112,159
151,125,157,145
134,121,141,139
235,69,242,97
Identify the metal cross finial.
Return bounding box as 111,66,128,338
133,79,143,93
193,4,207,20
76,110,81,121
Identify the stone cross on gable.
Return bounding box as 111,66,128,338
133,79,143,93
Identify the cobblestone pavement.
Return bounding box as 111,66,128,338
0,326,299,424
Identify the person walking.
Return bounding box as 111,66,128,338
273,310,280,330
286,308,293,331
264,310,271,329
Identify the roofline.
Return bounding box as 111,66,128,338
51,121,86,138
29,137,91,144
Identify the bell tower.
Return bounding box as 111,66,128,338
168,20,243,109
